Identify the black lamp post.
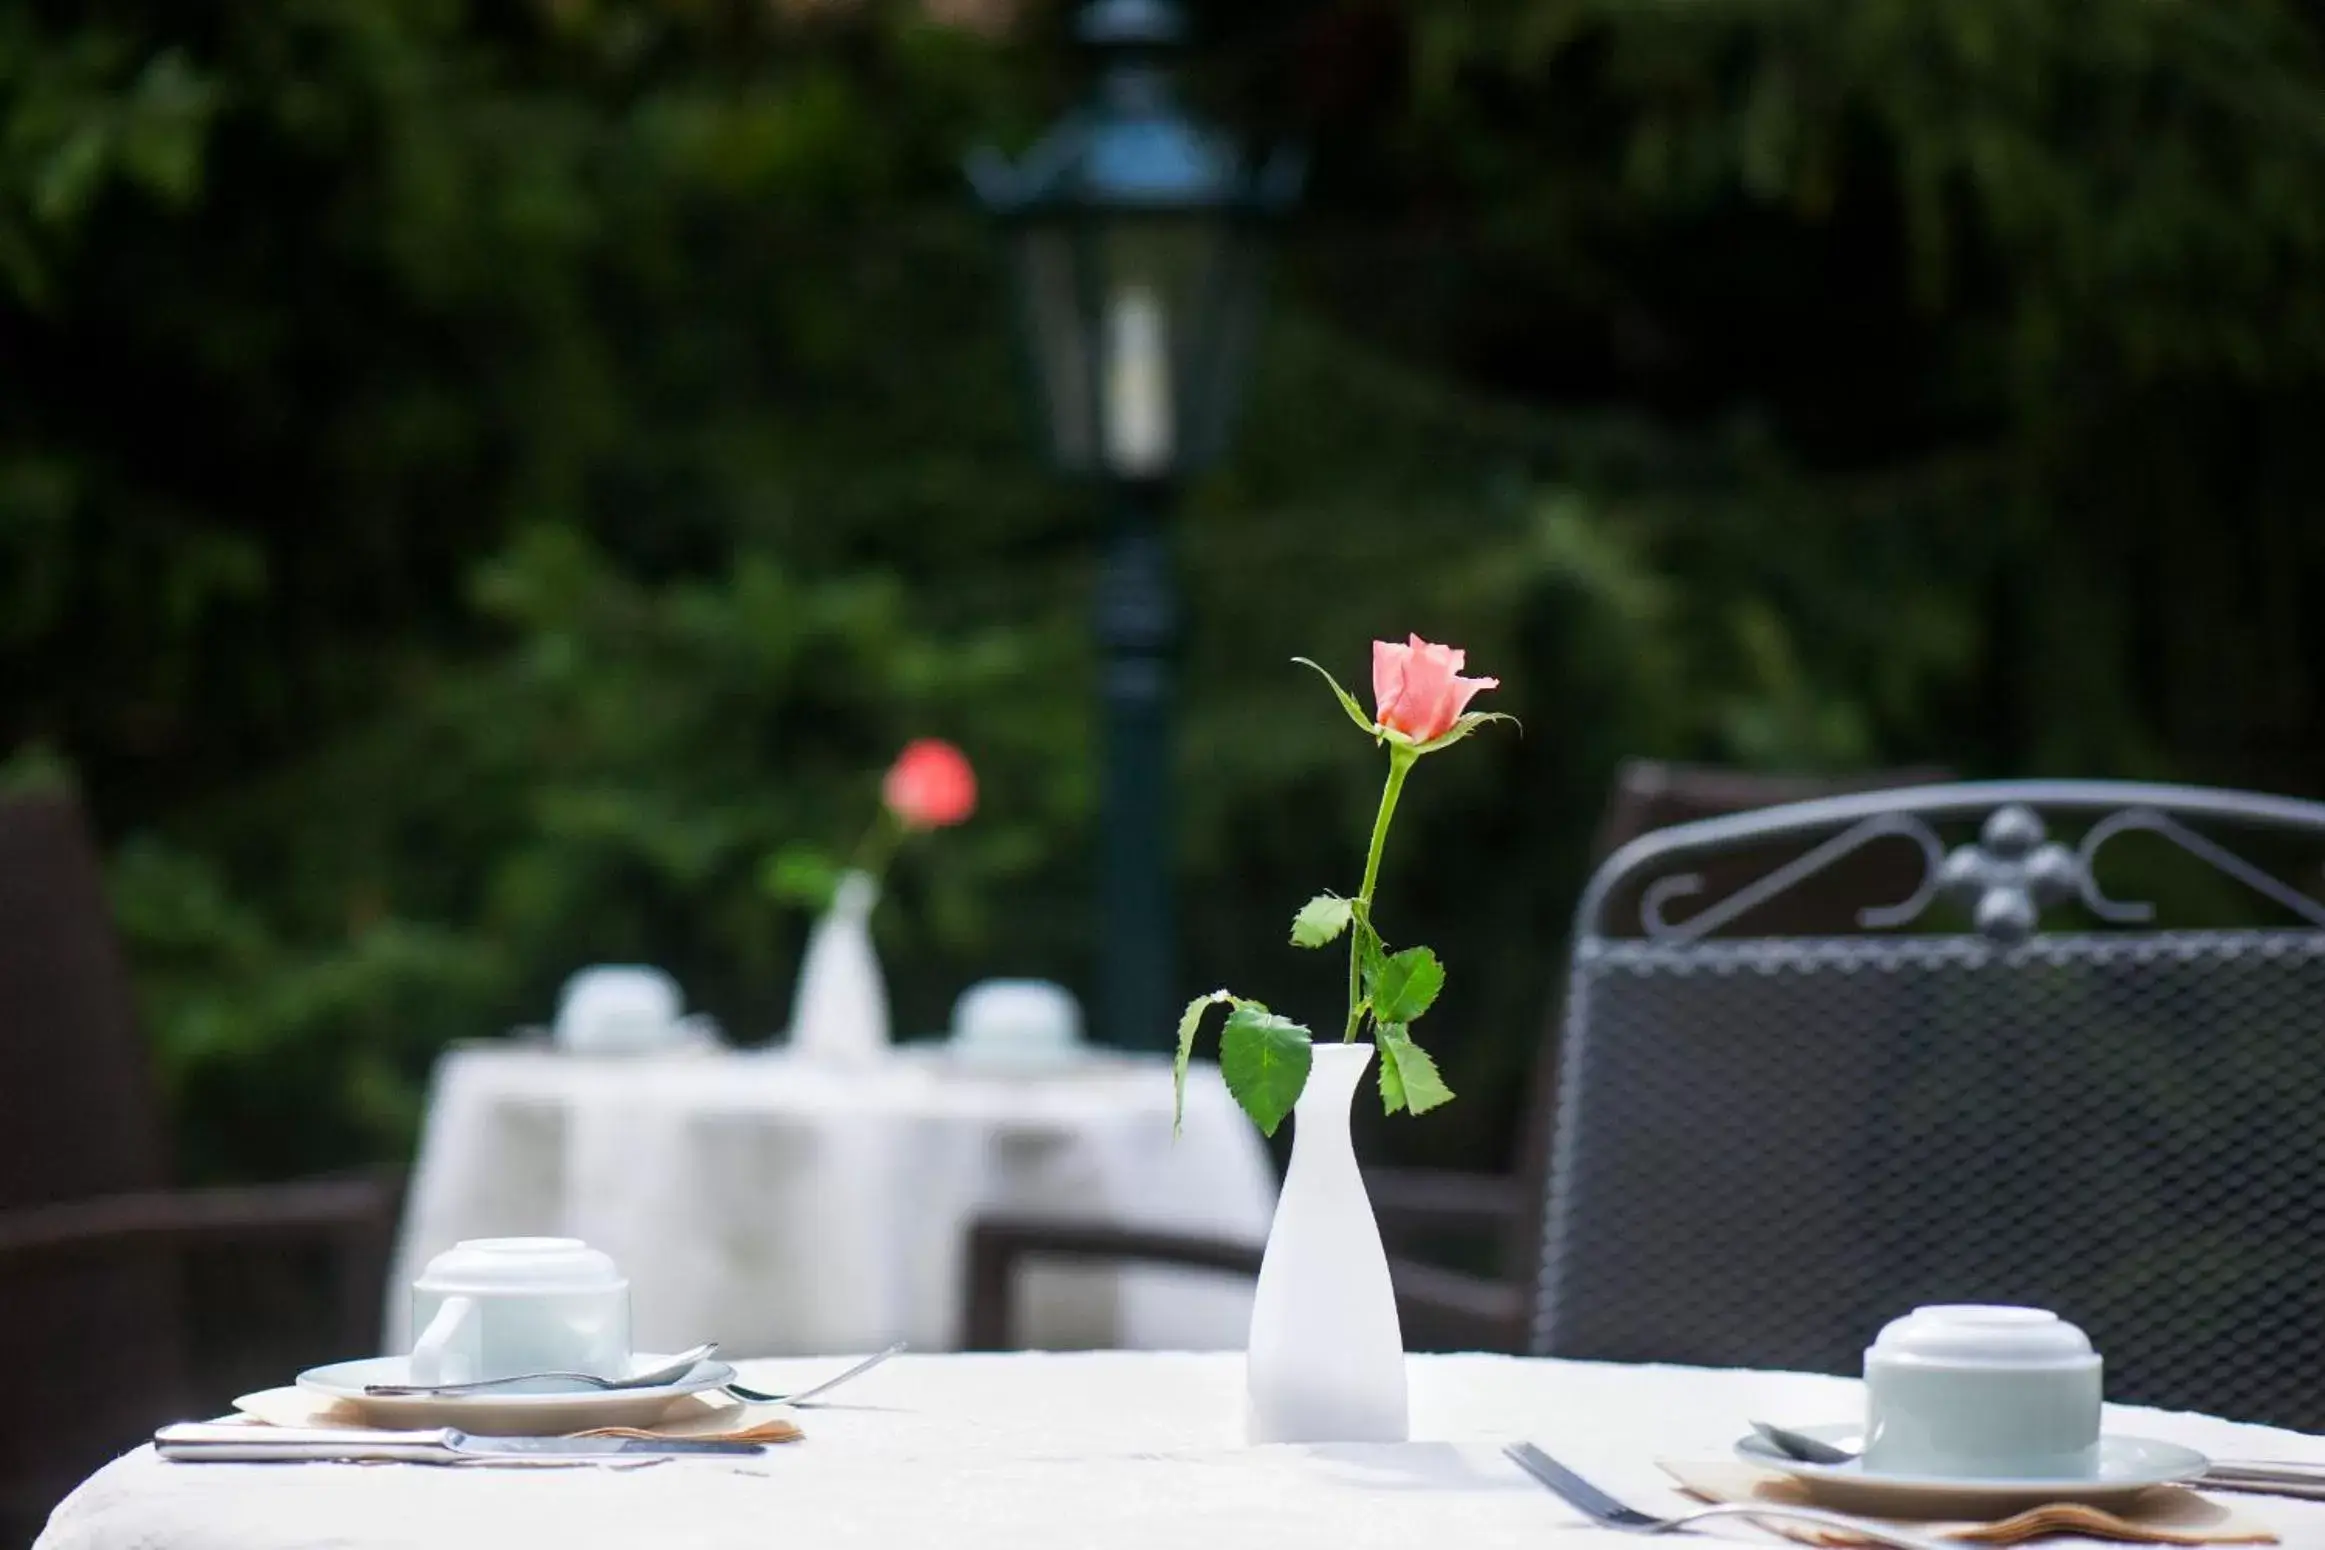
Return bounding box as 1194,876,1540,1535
971,0,1295,1050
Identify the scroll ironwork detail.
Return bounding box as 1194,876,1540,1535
2077,808,2325,931
1641,813,1945,943
1635,799,2325,943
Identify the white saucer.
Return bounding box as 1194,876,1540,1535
296,1353,735,1435
1736,1422,2209,1516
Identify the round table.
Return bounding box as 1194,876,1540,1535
386,1046,1277,1356
37,1353,2325,1549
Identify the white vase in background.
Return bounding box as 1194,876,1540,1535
1244,1040,1408,1443
788,870,891,1063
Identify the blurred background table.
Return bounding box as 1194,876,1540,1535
386,1046,1275,1357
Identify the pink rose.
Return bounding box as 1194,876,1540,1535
1371,634,1499,744
883,739,977,829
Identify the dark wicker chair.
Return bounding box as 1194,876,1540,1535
1533,779,2325,1433
961,760,1946,1353
0,793,397,1536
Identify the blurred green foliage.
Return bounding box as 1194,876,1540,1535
3,0,2322,1178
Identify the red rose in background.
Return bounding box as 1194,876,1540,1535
882,739,977,829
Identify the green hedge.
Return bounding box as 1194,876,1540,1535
4,0,2322,1179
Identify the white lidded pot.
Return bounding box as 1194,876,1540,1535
553,965,704,1055
408,1237,631,1385
1862,1304,2102,1480
949,978,1084,1070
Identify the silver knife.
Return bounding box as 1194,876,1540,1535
2200,1467,2325,1501
2209,1459,2325,1477
2204,1479,2325,1501
154,1423,765,1465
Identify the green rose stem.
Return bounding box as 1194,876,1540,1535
850,806,905,884
1176,645,1503,1135
1342,743,1418,1043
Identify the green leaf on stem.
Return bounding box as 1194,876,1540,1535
1409,711,1521,756
1220,1005,1313,1137
1173,990,1234,1137
1377,1024,1455,1115
1290,893,1353,947
1370,945,1445,1026
1291,657,1380,739
760,844,840,909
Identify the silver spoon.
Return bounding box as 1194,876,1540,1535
723,1342,906,1406
365,1342,720,1397
1750,1419,1860,1465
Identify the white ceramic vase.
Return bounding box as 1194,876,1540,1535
1245,1040,1409,1443
787,870,891,1063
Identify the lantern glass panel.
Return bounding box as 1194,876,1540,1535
1016,225,1097,471
1093,220,1188,478
1181,223,1260,468
1008,209,1266,480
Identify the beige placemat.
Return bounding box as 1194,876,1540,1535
1661,1460,2274,1546
233,1384,803,1446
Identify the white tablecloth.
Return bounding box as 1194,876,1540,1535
386,1047,1277,1356
38,1353,2325,1549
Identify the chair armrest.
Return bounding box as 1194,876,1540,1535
964,1219,1264,1349
1385,1258,1528,1354
0,1176,402,1355
0,1176,398,1270
1362,1166,1526,1238
961,1215,1530,1355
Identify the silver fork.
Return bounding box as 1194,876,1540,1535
1504,1442,1951,1550
722,1343,906,1406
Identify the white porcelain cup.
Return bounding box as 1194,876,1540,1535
408,1238,631,1385
948,979,1084,1069
553,965,703,1055
1862,1304,2103,1479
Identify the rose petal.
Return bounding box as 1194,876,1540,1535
883,739,978,828
1371,638,1408,727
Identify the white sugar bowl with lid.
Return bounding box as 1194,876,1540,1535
1863,1304,2103,1480
553,965,713,1055
408,1237,631,1386
948,979,1085,1070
